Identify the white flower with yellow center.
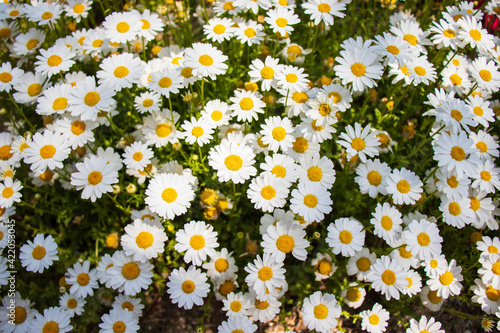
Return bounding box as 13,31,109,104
422,254,448,278
390,19,432,55
302,0,345,26
262,220,309,262
426,258,463,299
440,196,475,229
97,52,143,92
477,236,500,259
175,220,219,266
229,89,266,123
36,83,72,116
457,16,495,54
434,169,470,200
275,64,309,92
55,116,98,149
402,219,442,260
247,291,281,322
478,253,500,287
64,0,91,23
202,248,237,283
200,99,232,127
122,142,154,171
19,234,58,274
30,307,72,333
203,17,235,43
167,265,210,310
472,160,500,194
234,21,265,47
208,140,257,184
249,56,284,92
0,292,37,332
112,294,145,319
407,55,437,85
290,181,332,223
0,62,23,93
136,9,164,41
469,57,500,93
108,251,154,296
406,316,445,333
471,278,500,315
66,260,99,298
302,291,341,333
338,123,380,163
367,255,407,300
359,303,390,333
420,285,444,311
441,66,472,96
259,208,296,235
121,219,168,263
370,202,403,244
68,76,116,121
23,131,71,174
24,1,62,26
265,7,300,37
145,172,195,220
429,19,460,50
180,116,215,147
59,293,86,318
147,67,184,98
247,173,289,213
103,11,142,43
373,32,415,66
218,316,258,332
341,283,366,309
467,96,496,128
35,45,75,79
297,153,336,189
98,308,139,333
134,91,161,114
355,159,391,198
71,156,119,202
386,167,423,205
305,92,340,127
260,116,295,153
221,292,252,317
141,109,180,147
346,248,377,281
12,71,48,105
0,177,22,209
12,28,45,57
244,254,286,300
326,217,365,257
184,43,228,80
389,239,420,270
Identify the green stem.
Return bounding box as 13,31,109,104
8,93,36,131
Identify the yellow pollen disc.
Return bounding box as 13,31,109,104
439,271,454,285
0,145,12,161
452,59,460,67
485,286,500,301
417,232,431,246
287,45,302,56
161,188,177,203
386,45,400,55
199,54,214,66
317,260,332,275
313,304,328,319
430,259,438,268
488,245,498,254
213,24,226,34
224,154,243,171
66,298,78,309
406,277,413,287
428,290,442,304
479,70,492,82
339,230,353,244
208,110,222,121
114,66,129,78
190,235,205,250
44,116,54,127
279,0,288,5
239,97,254,110
403,34,417,45
351,137,365,151
351,63,366,77
356,257,371,271
40,145,56,159
244,28,256,38
261,185,276,200
448,74,462,86
112,321,126,333
469,29,481,41
42,321,59,333
142,99,153,107
271,165,286,178
122,262,140,280
32,245,46,260
399,246,412,258
377,133,390,148
214,258,229,272
28,83,42,97
492,262,500,275
380,216,393,231
307,166,323,182
116,22,130,33
494,6,500,14
71,121,86,135
414,66,426,76
192,126,204,138
156,123,172,138
141,19,151,29
276,234,295,253
291,137,309,154
0,188,9,198
219,280,235,296
92,39,103,48
136,231,154,249
255,299,269,310
480,171,492,181
223,1,235,10
367,171,382,186
346,288,361,302
41,12,53,20
230,301,242,312
73,3,84,13
317,3,331,13
369,314,380,325
26,39,39,50
13,307,26,324
286,73,298,83
260,66,275,80
303,194,318,208
52,97,68,111
9,10,19,17
447,175,459,188
47,55,62,67
381,270,396,285
292,91,308,103
3,170,12,178
84,91,100,106
0,72,12,83
182,280,195,294
272,127,286,141
158,77,172,88
318,104,331,116
443,29,455,38
258,266,273,281
450,146,465,161
77,273,90,286
122,302,134,311
276,18,288,27
473,106,484,117
396,180,411,193
450,109,463,121
87,171,103,185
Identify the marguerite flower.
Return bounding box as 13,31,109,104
71,156,119,202
326,217,365,257
359,303,390,333
166,265,210,310
338,123,380,163
174,221,219,266
19,234,58,273
98,308,139,333
367,255,407,300
385,167,423,205
262,220,309,262
66,260,98,298
208,141,257,184
183,43,228,80
121,219,168,263
289,181,332,223
301,291,342,333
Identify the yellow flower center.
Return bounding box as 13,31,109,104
450,146,465,161
92,39,103,48
485,286,500,301
396,180,411,193
9,10,19,17
276,235,295,253
52,97,68,111
223,1,235,10
71,121,86,135
122,262,140,280
182,280,195,294
317,3,331,12
356,257,371,271
40,144,56,159
480,171,492,181
219,280,235,296
272,126,286,141
488,246,498,254
346,288,361,302
351,138,365,151
190,235,205,250
339,230,353,244
141,19,151,29
156,123,172,138
428,290,442,304
399,246,412,259
210,111,223,121
239,97,254,110
84,91,100,106
272,165,286,178
213,24,226,34
386,45,399,55
121,302,134,311
224,154,243,171
367,171,382,186
159,77,172,88
26,39,39,50
260,185,276,200
469,29,481,41
192,126,204,138
276,18,288,28
448,202,461,216
290,92,308,105
0,72,12,83
244,28,256,38
313,304,328,319
47,55,62,67
162,188,177,203
87,171,102,185
112,321,126,333
214,258,229,272
413,66,426,76
73,3,85,13
317,260,332,275
307,166,322,182
258,266,273,281
32,245,46,260
430,259,438,268
116,22,130,33
114,66,129,78
447,175,459,188
199,54,214,66
77,272,90,286
255,299,269,310
318,104,331,116
136,231,154,249
42,321,59,333
443,29,455,38
479,69,492,82
439,271,454,285
381,216,393,230
287,45,302,57
417,232,431,246
13,307,27,324
450,74,462,85
28,83,42,97
369,314,380,325
381,269,396,285
403,34,417,45
260,66,275,80
492,262,500,275
286,73,298,83
450,109,462,121
351,63,366,77
230,301,242,312
41,12,53,20
303,194,318,208
66,298,78,309
0,145,12,161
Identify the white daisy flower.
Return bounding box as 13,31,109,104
147,67,184,98
264,7,300,37
429,19,460,50
370,202,403,244
55,116,98,149
180,117,215,147
0,178,22,209
386,167,423,205
311,253,337,281
183,43,228,80
422,254,448,278
19,234,58,274
112,294,145,319
134,91,161,114
68,76,115,121
136,9,164,41
469,57,500,93
275,64,309,92
200,99,232,127
478,253,500,287
262,220,309,262
35,83,72,116
23,131,71,174
426,258,463,298
440,196,474,229
64,0,91,23
390,19,432,55
174,220,219,266
341,283,366,309
121,219,168,263
326,217,365,257
202,248,238,283
401,269,422,297
406,316,445,333
347,247,377,281
0,292,38,333
217,316,258,333
367,255,407,300
12,28,45,57
472,160,500,194
208,141,257,184
338,123,380,163
66,260,99,298
12,71,48,105
301,291,342,333
457,16,495,53
0,62,23,92
305,92,340,127
402,219,443,260
471,278,500,315
290,181,332,223
71,156,119,202
142,109,180,148
244,253,286,300
108,251,154,296
234,21,265,46
279,88,318,117
103,11,142,43
97,53,143,91
166,265,210,310
247,292,281,322
247,173,289,213
302,0,346,26
222,291,252,317
203,17,235,43
35,45,75,78
420,285,444,311
59,293,86,318
359,303,390,333
98,308,139,333
259,208,296,235
122,142,154,171
260,116,295,153
373,32,415,66
248,56,283,91
467,96,496,128
30,307,72,333
355,159,391,198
